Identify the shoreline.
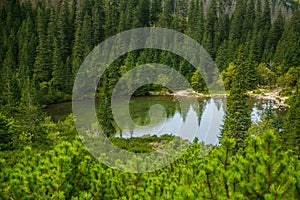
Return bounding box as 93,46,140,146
44,89,291,109
247,89,290,108
169,89,290,108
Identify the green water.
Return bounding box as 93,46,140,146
44,96,282,144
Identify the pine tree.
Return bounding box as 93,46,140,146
92,0,105,46
72,13,93,80
34,7,52,82
248,0,263,63
0,47,21,113
0,113,14,150
228,0,246,43
218,11,229,44
51,38,64,92
221,62,251,148
260,0,272,63
98,76,116,137
191,70,207,93
283,90,300,156
136,0,150,27
263,12,285,62
274,10,300,70
17,17,37,81
201,0,218,58
57,1,73,62
216,40,230,72
158,0,174,27
241,0,255,42
186,0,205,43
150,0,161,26
82,12,93,54
103,0,120,38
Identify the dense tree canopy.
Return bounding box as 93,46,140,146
0,0,300,198
0,0,299,106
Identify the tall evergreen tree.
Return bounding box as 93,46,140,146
221,62,251,148
248,0,263,63
0,113,14,150
34,7,52,82
283,89,300,156
218,11,230,44
186,0,205,43
92,0,105,46
104,0,120,38
71,12,93,79
228,0,245,43
136,0,150,27
51,38,64,92
57,1,73,62
260,0,272,63
263,11,285,62
274,9,300,70
202,0,218,58
0,48,21,113
150,0,161,26
17,17,37,81
158,0,174,27
82,12,93,54
241,0,255,42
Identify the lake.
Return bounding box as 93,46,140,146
44,96,282,145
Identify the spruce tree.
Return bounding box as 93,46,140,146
82,12,93,55
0,47,20,114
228,0,245,43
0,113,14,150
263,12,285,62
103,0,120,38
260,0,272,63
34,7,52,82
57,1,73,62
248,0,263,63
51,38,64,92
150,0,161,26
186,0,204,43
283,90,300,156
201,0,218,58
274,10,300,70
221,62,251,148
92,0,104,46
136,0,150,27
17,17,37,81
241,0,255,42
158,0,174,27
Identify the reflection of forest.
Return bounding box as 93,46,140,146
126,96,213,127
45,97,284,140
129,96,178,126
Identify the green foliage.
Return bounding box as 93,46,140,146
221,62,236,90
221,63,252,148
0,113,15,150
253,89,262,95
0,0,299,108
109,134,175,153
280,88,293,97
1,128,299,199
0,1,300,198
256,63,275,88
191,70,208,93
283,92,300,156
278,67,300,88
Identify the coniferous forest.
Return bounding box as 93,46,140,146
1,0,300,199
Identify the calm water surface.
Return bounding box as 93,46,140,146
44,96,281,144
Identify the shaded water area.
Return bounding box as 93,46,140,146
44,96,284,144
